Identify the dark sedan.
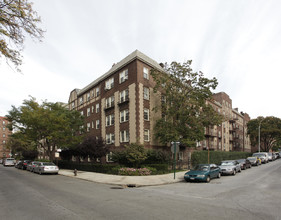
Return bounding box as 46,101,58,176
237,159,251,170
17,160,31,170
184,164,221,183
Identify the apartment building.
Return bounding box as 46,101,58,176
0,116,12,158
68,50,163,155
202,92,251,152
68,51,252,162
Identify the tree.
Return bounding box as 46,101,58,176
0,0,44,71
76,136,109,162
151,61,222,147
112,143,148,168
6,97,85,161
247,116,281,152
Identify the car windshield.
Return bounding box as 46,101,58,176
220,161,234,166
42,162,55,166
193,165,209,171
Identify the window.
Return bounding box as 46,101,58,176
3,127,5,131
80,111,84,116
106,133,115,144
71,102,75,110
91,106,95,113
87,93,90,101
79,97,83,105
144,129,150,142
144,108,149,121
105,77,114,90
3,121,5,125
3,134,6,138
87,123,91,132
96,103,100,113
119,69,128,83
105,96,115,108
143,87,149,100
120,130,129,143
106,152,113,162
106,114,115,126
96,120,100,129
179,152,183,161
3,140,6,144
96,87,100,97
92,121,95,128
120,109,129,123
119,89,129,103
143,67,149,80
87,108,91,116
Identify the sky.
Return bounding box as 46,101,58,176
1,0,281,119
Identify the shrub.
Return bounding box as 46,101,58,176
191,151,252,167
118,167,153,176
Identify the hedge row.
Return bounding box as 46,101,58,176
191,151,252,167
58,161,170,175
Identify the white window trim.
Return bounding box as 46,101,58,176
144,87,150,100
120,130,130,143
120,109,129,123
144,108,149,121
143,67,149,80
144,129,150,142
119,69,128,84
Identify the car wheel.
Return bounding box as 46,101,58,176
206,176,211,183
39,170,42,175
238,168,241,173
217,172,221,178
233,170,236,175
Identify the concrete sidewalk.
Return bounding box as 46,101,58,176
59,169,187,187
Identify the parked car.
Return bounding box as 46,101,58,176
3,158,15,167
247,157,261,166
274,152,280,159
268,152,274,161
0,159,3,164
26,161,40,172
17,160,31,170
15,160,22,168
237,159,251,170
184,164,221,183
33,162,59,175
252,152,269,163
219,160,241,175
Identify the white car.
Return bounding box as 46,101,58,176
252,152,269,163
33,162,59,175
219,160,241,175
3,158,15,166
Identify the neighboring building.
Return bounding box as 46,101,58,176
68,50,251,163
204,92,251,152
0,116,12,158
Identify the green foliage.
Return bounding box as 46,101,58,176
191,151,252,167
58,161,119,174
151,61,222,147
247,116,281,152
76,136,109,161
0,0,44,72
112,143,170,168
6,97,85,162
112,143,147,168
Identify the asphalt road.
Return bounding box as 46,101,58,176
1,160,281,220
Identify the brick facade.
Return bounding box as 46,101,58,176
0,116,12,158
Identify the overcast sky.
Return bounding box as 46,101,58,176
1,0,281,119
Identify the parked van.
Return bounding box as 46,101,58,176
3,158,15,166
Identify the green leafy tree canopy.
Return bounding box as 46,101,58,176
151,61,222,146
0,0,44,71
247,116,281,152
6,97,85,161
